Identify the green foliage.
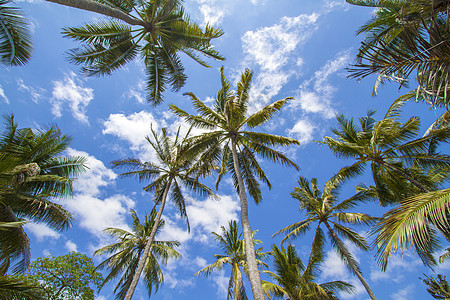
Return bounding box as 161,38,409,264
171,67,300,204
274,175,377,299
194,220,267,300
0,115,87,273
262,244,354,300
0,0,33,66
422,274,450,299
0,274,45,299
322,102,450,205
347,0,450,108
24,252,103,300
95,208,180,299
112,126,216,230
373,188,450,270
63,0,224,105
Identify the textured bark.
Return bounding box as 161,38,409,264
324,221,377,300
230,139,265,300
45,0,148,28
124,177,172,300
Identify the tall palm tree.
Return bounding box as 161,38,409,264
0,0,33,66
112,126,215,299
262,241,354,300
0,114,86,273
321,100,450,205
274,175,377,300
170,67,300,300
48,0,224,105
95,208,180,299
194,220,267,300
346,0,450,108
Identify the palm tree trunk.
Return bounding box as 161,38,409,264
124,177,173,300
230,139,265,300
324,221,377,300
45,0,148,28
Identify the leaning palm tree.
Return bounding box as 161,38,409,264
95,208,180,299
171,67,300,300
274,175,377,300
48,0,224,104
321,100,450,205
262,241,354,300
194,220,268,300
0,114,86,273
0,0,33,66
346,0,450,108
112,126,215,299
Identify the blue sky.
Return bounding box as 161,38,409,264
2,0,449,299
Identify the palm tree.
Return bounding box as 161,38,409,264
111,126,215,299
262,241,354,300
0,115,86,273
0,0,33,66
170,67,300,300
47,0,224,105
0,274,45,299
372,187,450,270
274,175,377,300
95,208,180,299
194,220,267,300
321,101,450,205
346,0,450,108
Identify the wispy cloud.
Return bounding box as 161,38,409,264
292,50,351,119
390,284,415,300
51,72,94,124
25,223,61,241
17,78,46,103
0,85,9,104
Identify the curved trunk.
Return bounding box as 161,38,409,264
324,221,377,300
124,177,173,300
230,139,265,300
45,0,148,27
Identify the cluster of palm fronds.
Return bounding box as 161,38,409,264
0,115,87,299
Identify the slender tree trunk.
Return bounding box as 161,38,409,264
324,221,377,300
230,139,265,300
124,177,173,300
45,0,148,28
380,161,430,193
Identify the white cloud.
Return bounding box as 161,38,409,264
292,51,351,119
67,194,134,236
65,240,78,252
102,111,164,160
50,72,94,124
66,148,117,196
186,194,240,242
242,14,318,72
0,85,9,104
126,81,146,104
390,284,415,300
370,252,422,283
241,13,319,113
17,79,46,103
25,223,61,241
288,119,316,144
64,149,135,238
158,194,240,244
